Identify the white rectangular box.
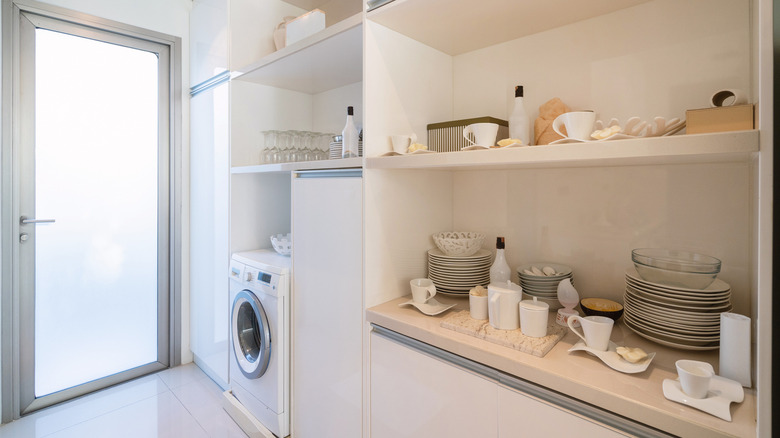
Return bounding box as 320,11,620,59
286,9,326,47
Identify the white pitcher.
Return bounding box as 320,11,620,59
487,281,523,330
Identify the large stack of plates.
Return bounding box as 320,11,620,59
623,268,731,350
329,140,363,159
516,263,572,310
427,248,491,295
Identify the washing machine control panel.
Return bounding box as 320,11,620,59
245,266,280,293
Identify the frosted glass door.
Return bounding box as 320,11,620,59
16,11,170,413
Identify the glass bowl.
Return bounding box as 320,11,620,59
631,248,720,289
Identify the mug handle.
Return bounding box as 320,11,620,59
552,114,567,139
567,315,587,344
462,125,477,146
426,283,437,301
489,292,501,327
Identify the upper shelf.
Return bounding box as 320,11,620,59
367,0,651,56
231,12,363,94
365,131,759,171
232,157,363,174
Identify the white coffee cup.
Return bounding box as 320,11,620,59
676,360,714,399
410,278,436,303
469,294,488,320
463,123,499,148
552,111,596,141
567,315,613,351
487,282,522,330
390,134,417,154
519,297,549,338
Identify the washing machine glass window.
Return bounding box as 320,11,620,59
232,290,271,379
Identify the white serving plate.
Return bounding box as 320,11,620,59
623,318,720,350
623,313,720,343
625,268,730,294
568,341,655,374
624,287,731,313
626,285,731,307
428,248,492,260
623,301,721,329
622,293,727,321
663,375,744,421
398,297,457,315
625,276,731,299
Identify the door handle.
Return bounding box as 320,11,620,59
20,216,55,224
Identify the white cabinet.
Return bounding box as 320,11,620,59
498,385,630,438
189,80,231,387
291,171,363,437
370,332,497,438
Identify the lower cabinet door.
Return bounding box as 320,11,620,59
370,332,498,438
498,385,631,437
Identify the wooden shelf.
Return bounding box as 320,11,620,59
232,157,363,174
365,131,759,171
231,13,362,94
367,0,650,56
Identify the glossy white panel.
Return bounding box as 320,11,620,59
498,385,628,437
230,173,291,253
171,376,247,437
452,162,752,315
452,0,750,134
190,0,228,86
292,175,362,437
229,0,305,72
370,333,497,438
312,82,363,134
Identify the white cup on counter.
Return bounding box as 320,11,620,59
469,293,488,320
410,278,436,303
463,122,499,148
487,282,522,330
676,360,714,399
567,315,613,351
390,133,417,154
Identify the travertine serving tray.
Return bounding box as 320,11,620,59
440,310,566,357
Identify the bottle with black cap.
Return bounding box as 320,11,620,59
509,85,530,146
490,237,511,285
341,106,359,158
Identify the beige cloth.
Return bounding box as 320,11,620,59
535,97,571,145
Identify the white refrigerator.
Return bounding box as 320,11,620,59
291,169,363,437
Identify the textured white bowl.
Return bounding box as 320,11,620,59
432,232,485,257
270,233,292,256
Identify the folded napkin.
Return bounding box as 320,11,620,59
535,97,571,145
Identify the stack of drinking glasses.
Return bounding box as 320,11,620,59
259,130,333,164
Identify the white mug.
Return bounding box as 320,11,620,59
676,360,714,399
552,111,596,141
390,133,417,154
567,315,613,351
487,282,522,330
463,123,499,148
410,278,436,303
519,298,549,338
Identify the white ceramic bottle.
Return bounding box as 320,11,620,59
490,237,511,285
509,85,530,146
341,106,359,158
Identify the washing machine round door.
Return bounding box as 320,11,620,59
231,290,272,379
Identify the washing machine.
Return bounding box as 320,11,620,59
223,250,290,438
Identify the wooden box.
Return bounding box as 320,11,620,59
686,104,755,134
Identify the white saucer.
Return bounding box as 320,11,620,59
461,145,490,151
398,297,457,316
549,133,635,144
567,341,655,374
662,375,744,421
380,149,437,156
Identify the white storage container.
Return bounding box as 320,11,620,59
286,9,325,47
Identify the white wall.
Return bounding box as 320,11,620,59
26,0,193,363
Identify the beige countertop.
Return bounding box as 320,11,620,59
366,295,756,438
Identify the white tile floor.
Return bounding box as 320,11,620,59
0,363,248,438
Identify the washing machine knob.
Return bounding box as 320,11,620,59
244,271,252,282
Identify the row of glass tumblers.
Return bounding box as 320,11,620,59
259,130,336,164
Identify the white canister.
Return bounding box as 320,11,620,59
487,281,522,330
519,297,550,337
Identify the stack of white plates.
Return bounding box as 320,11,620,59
623,268,731,350
329,141,363,159
517,263,573,310
427,248,491,295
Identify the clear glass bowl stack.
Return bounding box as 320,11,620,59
631,248,721,290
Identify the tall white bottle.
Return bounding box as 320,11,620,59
490,237,511,285
509,85,530,146
341,106,359,158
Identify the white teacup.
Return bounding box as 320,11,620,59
463,123,499,148
676,360,714,399
567,315,613,351
390,134,417,154
552,111,596,141
410,278,436,303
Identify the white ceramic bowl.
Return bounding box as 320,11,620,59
270,233,292,256
431,232,485,257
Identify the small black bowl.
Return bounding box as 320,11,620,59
580,298,624,321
